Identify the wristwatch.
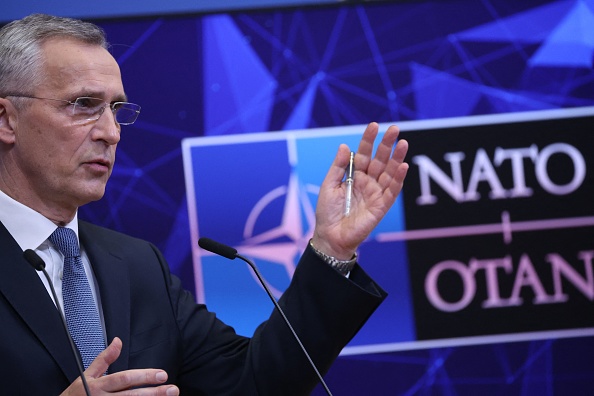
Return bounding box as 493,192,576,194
309,240,357,276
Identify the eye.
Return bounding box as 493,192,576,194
75,97,102,108
73,97,104,116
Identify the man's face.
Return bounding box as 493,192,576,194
9,37,125,217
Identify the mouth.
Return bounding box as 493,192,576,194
84,158,111,172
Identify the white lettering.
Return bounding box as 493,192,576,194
425,251,592,312
494,145,538,198
469,256,515,308
414,143,586,205
535,143,586,195
507,254,556,305
425,260,475,312
414,153,465,205
548,250,594,301
465,149,507,201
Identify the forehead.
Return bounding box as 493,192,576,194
38,37,125,99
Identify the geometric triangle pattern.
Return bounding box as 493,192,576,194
529,0,594,67
411,63,554,118
411,63,484,118
456,0,594,68
81,0,594,302
203,14,276,135
67,1,594,393
456,1,575,43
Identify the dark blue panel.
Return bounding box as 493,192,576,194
54,0,594,393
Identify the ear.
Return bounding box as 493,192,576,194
0,98,17,145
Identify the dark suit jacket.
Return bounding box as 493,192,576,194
0,220,387,395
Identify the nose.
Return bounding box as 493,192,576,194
92,104,120,145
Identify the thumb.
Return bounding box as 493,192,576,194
84,337,122,379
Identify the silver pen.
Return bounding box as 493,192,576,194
344,151,355,216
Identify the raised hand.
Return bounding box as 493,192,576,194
311,122,409,260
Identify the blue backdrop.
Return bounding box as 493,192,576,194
8,0,594,394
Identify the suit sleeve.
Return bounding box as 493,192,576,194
159,243,387,395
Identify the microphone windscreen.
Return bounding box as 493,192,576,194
23,249,46,271
198,237,238,260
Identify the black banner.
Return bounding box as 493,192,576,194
402,112,594,340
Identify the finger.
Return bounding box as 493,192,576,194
355,122,380,173
392,137,408,165
129,385,180,396
379,144,409,207
367,125,400,180
377,139,409,191
85,337,122,379
386,160,409,203
101,369,174,393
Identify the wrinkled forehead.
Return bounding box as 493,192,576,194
37,37,125,101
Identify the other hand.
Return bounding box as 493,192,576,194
60,337,179,396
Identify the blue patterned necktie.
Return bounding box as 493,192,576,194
49,227,105,369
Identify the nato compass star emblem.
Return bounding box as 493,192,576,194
182,128,391,339
183,126,414,346
236,172,319,299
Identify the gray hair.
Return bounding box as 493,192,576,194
0,14,107,100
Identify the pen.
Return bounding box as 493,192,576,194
344,151,355,216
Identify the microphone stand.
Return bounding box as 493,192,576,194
24,249,92,396
198,238,333,396
236,253,333,396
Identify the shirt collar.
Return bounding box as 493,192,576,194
0,188,79,251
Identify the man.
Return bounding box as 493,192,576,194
0,13,409,395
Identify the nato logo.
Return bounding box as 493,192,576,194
182,125,414,354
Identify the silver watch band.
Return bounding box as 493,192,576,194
309,240,357,275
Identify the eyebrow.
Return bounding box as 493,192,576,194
113,95,129,103
74,91,128,103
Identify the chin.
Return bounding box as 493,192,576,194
77,186,107,205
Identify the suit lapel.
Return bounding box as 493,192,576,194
0,222,80,381
79,221,131,373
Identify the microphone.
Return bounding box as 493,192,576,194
198,237,333,396
23,249,92,396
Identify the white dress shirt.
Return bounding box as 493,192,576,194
0,188,106,340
